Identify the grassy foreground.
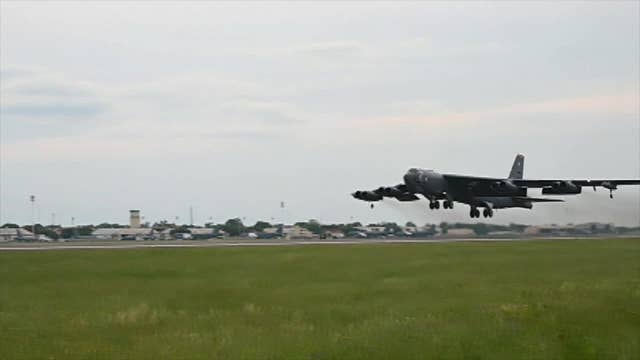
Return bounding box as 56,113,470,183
1,239,639,360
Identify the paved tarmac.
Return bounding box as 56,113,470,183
0,236,604,251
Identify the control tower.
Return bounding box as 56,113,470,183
130,210,141,228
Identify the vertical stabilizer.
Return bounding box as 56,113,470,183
509,154,525,179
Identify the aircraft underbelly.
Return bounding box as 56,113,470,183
475,197,531,209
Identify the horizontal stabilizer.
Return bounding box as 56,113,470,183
513,197,564,203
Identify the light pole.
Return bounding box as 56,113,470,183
280,201,285,226
30,195,36,241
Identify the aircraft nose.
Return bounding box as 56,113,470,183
404,168,419,188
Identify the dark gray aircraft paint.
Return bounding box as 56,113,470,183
352,154,640,218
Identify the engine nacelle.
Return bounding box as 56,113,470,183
353,191,383,201
489,180,521,195
542,181,581,195
394,193,420,202
381,186,404,197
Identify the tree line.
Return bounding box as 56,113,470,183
1,219,628,239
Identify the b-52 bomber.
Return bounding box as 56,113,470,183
352,154,640,218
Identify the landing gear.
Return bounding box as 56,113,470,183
469,207,493,218
429,200,440,210
603,182,617,199
443,200,454,209
482,208,494,218
370,203,375,209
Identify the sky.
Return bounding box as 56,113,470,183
1,1,639,227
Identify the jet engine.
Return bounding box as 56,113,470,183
542,181,582,195
394,193,420,202
352,191,383,201
489,180,522,195
381,186,404,197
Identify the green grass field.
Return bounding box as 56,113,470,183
1,239,639,360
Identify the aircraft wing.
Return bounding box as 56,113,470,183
444,174,640,197
444,174,640,188
512,196,564,203
352,184,421,202
443,174,502,184
442,174,527,196
512,179,640,188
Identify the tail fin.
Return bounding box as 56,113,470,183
509,154,524,179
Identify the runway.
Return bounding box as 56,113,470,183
0,236,600,251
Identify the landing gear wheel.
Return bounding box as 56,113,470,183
483,209,489,218
444,200,453,209
434,201,440,209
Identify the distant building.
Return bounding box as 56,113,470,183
92,228,153,240
0,228,34,242
574,222,614,233
256,227,282,239
262,227,281,234
487,231,522,237
284,225,317,239
524,226,541,235
130,210,141,228
324,230,345,239
346,230,368,238
415,225,437,237
158,229,173,240
403,226,418,235
523,224,604,236
188,228,218,240
356,225,386,235
445,228,475,237
367,225,387,234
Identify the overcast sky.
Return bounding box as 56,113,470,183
1,1,639,227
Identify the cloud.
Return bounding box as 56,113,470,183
510,93,639,115
1,102,107,118
219,100,304,126
293,41,363,58
0,67,37,81
111,73,306,130
395,37,507,59
1,66,110,120
198,129,281,140
0,66,113,142
0,67,308,145
368,91,640,127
